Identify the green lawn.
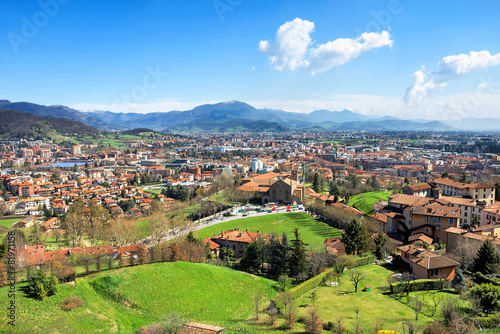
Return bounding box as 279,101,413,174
0,217,21,229
0,218,21,237
143,188,163,196
0,262,278,333
292,264,461,333
197,212,341,248
348,190,393,215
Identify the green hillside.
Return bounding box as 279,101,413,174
347,191,393,215
0,109,101,140
197,212,341,247
0,262,278,333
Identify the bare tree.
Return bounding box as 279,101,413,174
148,213,171,245
372,318,385,333
402,320,416,334
160,312,185,334
66,209,85,247
86,199,110,246
412,293,423,320
252,291,263,320
305,307,323,334
350,269,366,293
333,316,346,334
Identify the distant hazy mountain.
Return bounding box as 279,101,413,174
442,118,500,131
1,99,485,132
0,109,100,139
0,100,118,130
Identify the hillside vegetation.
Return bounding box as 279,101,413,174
0,109,100,140
197,212,341,247
348,190,393,215
0,262,278,333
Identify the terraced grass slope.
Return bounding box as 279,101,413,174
197,212,341,248
348,190,393,215
0,262,278,333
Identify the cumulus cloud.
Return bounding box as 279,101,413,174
259,18,392,74
258,18,314,71
404,51,500,103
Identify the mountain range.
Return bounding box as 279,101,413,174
1,99,499,132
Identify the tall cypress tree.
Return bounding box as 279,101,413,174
341,219,366,255
280,232,290,275
472,239,499,275
267,234,281,279
312,173,321,193
290,227,307,278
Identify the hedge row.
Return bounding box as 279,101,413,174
389,279,447,293
273,255,375,309
273,267,334,309
348,255,376,269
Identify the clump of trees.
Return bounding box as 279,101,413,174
28,269,57,300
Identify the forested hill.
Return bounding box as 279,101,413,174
0,109,101,140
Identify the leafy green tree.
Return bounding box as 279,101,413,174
278,274,292,292
329,181,340,196
374,233,388,260
470,283,500,311
27,224,44,246
290,227,307,278
50,172,60,182
240,242,261,273
341,220,366,255
472,239,499,275
371,176,381,191
451,268,466,292
28,269,57,300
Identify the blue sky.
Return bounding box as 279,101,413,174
1,0,500,119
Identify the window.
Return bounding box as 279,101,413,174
425,227,431,233
449,218,457,225
431,268,441,276
432,217,442,223
435,225,441,231
425,216,430,222
465,212,468,217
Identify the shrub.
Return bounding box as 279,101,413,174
472,271,500,286
469,283,500,311
61,297,85,311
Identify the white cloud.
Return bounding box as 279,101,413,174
258,18,314,71
403,68,447,103
438,51,500,76
308,31,393,75
259,18,392,75
404,51,500,103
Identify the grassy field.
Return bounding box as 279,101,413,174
0,262,278,333
0,217,20,229
348,190,393,215
197,212,341,248
0,218,21,237
143,188,163,196
292,263,460,333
